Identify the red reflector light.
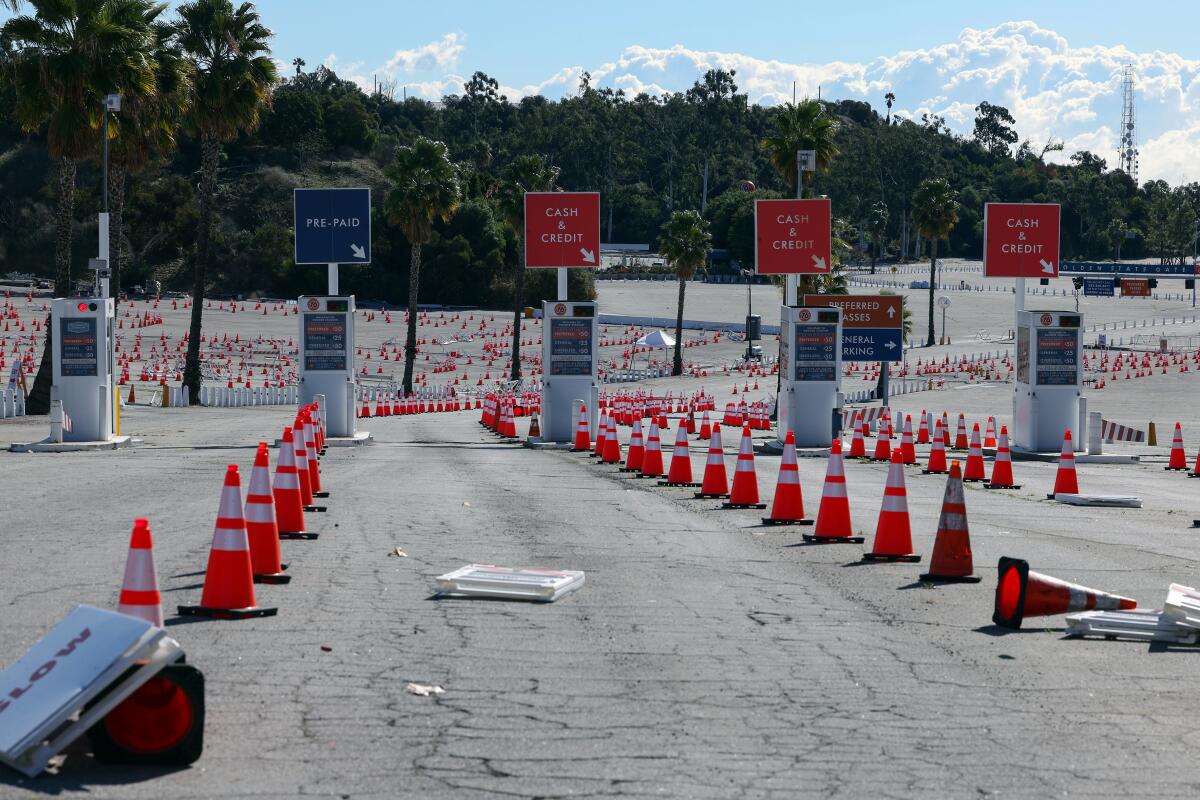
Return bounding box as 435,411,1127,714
77,303,88,311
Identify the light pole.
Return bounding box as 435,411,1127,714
937,295,951,345
98,94,121,299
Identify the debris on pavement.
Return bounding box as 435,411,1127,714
405,683,445,697
434,564,586,602
388,547,408,557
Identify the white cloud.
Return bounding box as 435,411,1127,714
380,33,464,75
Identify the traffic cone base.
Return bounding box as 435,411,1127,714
177,603,278,620
279,530,319,541
803,532,864,543
919,571,980,583
764,517,815,527
723,500,766,509
984,482,1022,489
253,563,291,585
993,556,1136,629
862,551,921,563
659,480,703,487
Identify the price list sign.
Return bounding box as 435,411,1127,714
60,318,98,377
303,313,348,371
1036,328,1078,386
549,318,594,376
792,323,837,382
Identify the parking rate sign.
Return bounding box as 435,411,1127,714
294,188,371,264
754,198,832,275
983,203,1060,278
524,192,601,268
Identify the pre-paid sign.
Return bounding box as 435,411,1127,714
524,192,601,268
754,198,832,275
983,202,1060,278
294,188,371,264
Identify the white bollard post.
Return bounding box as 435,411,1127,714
1088,411,1103,455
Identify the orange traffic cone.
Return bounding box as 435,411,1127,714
923,418,949,474
804,439,862,543
592,411,608,458
291,417,315,507
527,413,541,440
762,431,809,525
573,405,591,451
1048,430,1080,498
723,426,765,509
862,450,921,562
621,419,645,472
1166,423,1187,470
274,427,315,540
301,413,326,501
900,416,916,465
984,416,997,449
920,463,980,583
917,410,930,444
246,443,290,584
848,414,867,458
962,423,987,482
661,423,699,487
985,426,1020,489
871,421,892,462
640,420,664,478
953,414,968,450
178,465,278,619
993,556,1136,629
697,410,712,441
695,427,729,498
117,518,163,627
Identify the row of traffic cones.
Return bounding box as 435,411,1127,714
117,403,331,626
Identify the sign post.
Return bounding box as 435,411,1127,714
778,306,842,447
524,192,600,302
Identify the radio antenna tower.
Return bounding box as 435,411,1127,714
1119,64,1138,184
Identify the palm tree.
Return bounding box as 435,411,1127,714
4,0,159,413
761,99,839,300
659,210,711,376
911,177,960,347
108,18,192,304
176,0,276,404
384,137,462,396
868,200,888,274
884,92,895,124
496,154,559,381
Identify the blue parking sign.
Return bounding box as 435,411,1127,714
294,188,371,264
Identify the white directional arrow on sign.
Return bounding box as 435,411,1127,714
580,248,595,264
887,306,896,318
1040,259,1055,274
350,243,366,259
884,340,897,349
811,255,827,271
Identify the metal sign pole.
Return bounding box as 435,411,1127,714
328,263,338,296
557,267,567,301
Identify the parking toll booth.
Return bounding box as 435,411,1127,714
779,306,842,448
51,297,115,442
542,300,598,443
1014,310,1083,452
298,295,356,439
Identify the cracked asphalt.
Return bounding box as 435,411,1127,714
3,405,1200,799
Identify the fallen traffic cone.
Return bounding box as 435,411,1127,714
992,556,1136,629
695,427,729,498
1048,430,1080,498
762,431,809,525
661,423,699,487
923,418,949,474
962,424,986,482
862,450,921,563
723,426,765,509
1166,423,1187,470
274,427,315,540
985,426,1020,489
246,443,290,584
621,419,645,472
178,465,278,620
804,439,862,543
640,420,664,478
572,405,591,451
117,518,163,627
919,463,980,583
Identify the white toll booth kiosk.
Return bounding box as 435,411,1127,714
298,295,358,439
778,306,843,448
541,300,598,443
1013,310,1083,452
51,297,115,442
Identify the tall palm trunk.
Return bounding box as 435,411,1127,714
926,238,938,346
28,157,77,414
402,243,420,395
183,135,220,404
108,162,127,307
672,274,686,376
510,233,525,381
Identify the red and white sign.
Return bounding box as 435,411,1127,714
983,203,1060,278
797,309,812,322
1120,278,1151,297
524,192,600,269
1039,313,1053,326
754,198,831,275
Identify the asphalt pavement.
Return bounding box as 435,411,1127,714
3,406,1200,798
